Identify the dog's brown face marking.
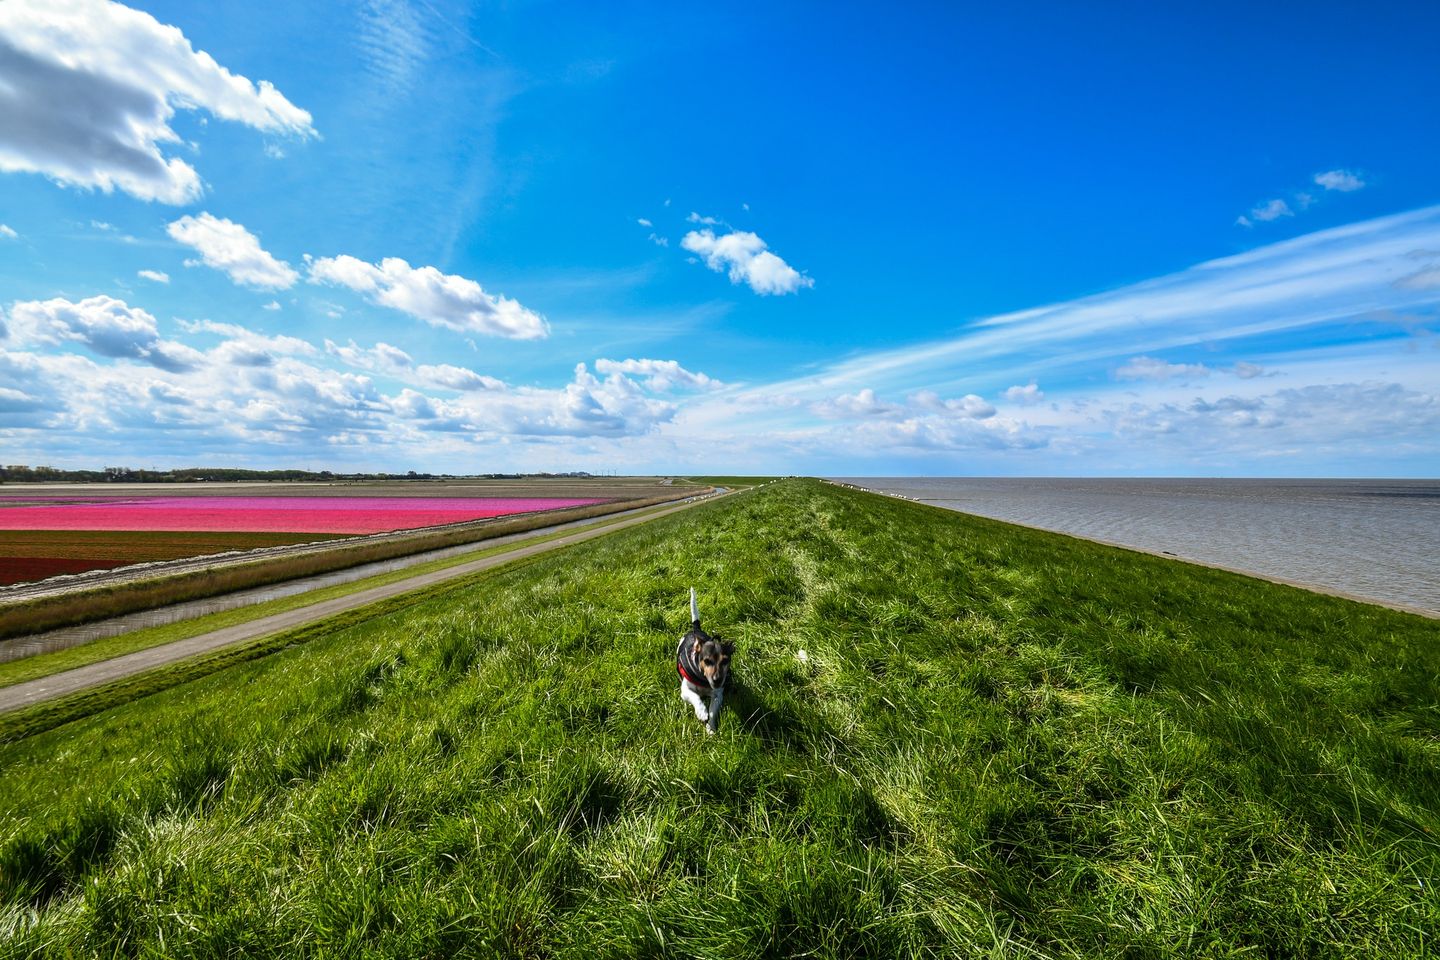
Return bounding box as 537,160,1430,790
693,637,734,687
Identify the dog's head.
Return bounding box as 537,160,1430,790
688,628,734,688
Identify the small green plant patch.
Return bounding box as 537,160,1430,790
0,479,1436,956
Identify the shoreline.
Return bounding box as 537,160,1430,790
825,480,1439,620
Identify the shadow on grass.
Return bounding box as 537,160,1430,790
722,677,810,755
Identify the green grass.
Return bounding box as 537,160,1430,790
1,479,1437,957
684,475,778,487
0,500,690,695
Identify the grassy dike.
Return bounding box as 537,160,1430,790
0,479,1437,957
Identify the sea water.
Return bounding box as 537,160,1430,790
829,478,1440,615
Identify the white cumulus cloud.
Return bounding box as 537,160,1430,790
1237,198,1293,228
1105,382,1439,451
811,388,995,422
417,363,505,392
5,295,202,371
308,255,548,339
912,390,996,419
0,0,315,204
1003,382,1045,404
1315,169,1365,192
593,358,720,391
178,318,316,369
325,339,504,393
1233,361,1267,379
680,229,814,296
167,213,298,290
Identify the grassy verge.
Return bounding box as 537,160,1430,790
1,479,1437,956
0,499,691,692
684,475,778,486
0,492,697,641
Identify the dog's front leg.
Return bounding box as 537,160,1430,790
679,680,708,723
706,687,724,734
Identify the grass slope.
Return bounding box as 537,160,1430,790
1,480,1437,957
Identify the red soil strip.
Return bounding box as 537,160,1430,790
0,557,134,587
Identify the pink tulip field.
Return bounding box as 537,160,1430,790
0,493,614,585
0,496,609,534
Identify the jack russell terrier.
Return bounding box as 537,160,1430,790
677,588,733,734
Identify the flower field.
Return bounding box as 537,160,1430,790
0,494,610,587
0,531,345,587
0,496,607,534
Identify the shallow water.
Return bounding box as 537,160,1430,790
830,478,1440,615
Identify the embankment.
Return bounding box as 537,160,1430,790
1,479,1436,956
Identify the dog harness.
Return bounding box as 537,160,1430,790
676,633,712,688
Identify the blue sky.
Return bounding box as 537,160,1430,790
1,0,1437,476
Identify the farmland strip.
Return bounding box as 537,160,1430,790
0,489,730,721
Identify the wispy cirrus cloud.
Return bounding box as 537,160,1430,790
355,0,430,96
664,205,1440,470
0,0,314,204
734,204,1440,406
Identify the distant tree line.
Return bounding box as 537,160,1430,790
0,465,597,483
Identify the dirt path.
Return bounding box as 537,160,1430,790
0,492,724,715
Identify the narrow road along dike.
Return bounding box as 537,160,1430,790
0,491,727,715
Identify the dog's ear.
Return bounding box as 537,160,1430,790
720,640,735,656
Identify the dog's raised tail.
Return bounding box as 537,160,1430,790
690,587,700,627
